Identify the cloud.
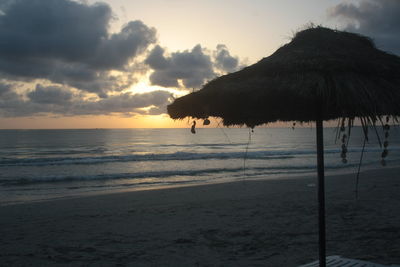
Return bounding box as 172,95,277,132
145,45,215,89
0,0,156,96
0,0,243,118
328,0,400,55
0,84,172,117
214,44,240,73
0,83,12,96
80,90,172,116
93,21,157,70
27,85,72,105
145,44,241,89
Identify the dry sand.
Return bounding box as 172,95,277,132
0,167,399,266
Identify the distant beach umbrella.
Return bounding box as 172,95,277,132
167,27,400,267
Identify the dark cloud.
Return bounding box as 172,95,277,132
27,85,72,105
329,0,400,55
0,83,12,96
0,83,29,116
214,44,239,73
0,84,172,117
0,0,111,63
93,21,157,70
0,0,156,96
0,56,136,98
145,45,216,89
145,44,242,89
145,45,169,70
80,90,172,115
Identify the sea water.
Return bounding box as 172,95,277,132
1,127,400,205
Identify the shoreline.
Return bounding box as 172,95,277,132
1,167,399,266
2,163,398,207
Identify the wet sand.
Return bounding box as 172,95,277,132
1,167,399,266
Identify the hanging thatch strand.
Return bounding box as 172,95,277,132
167,27,400,128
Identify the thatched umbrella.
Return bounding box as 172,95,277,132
167,27,400,266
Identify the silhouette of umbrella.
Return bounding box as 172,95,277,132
167,27,400,266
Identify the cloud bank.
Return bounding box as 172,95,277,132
145,44,240,90
0,83,172,117
329,0,400,55
0,0,156,96
0,0,241,118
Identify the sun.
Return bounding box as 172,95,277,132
129,77,187,99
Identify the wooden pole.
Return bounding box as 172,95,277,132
316,118,326,267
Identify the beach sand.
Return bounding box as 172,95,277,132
0,168,399,266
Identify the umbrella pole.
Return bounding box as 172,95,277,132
316,118,326,267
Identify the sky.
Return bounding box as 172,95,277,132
0,0,399,129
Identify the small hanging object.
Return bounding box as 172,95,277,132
191,121,196,134
340,119,346,132
292,122,296,130
383,141,389,148
381,149,388,158
381,116,390,166
203,118,210,126
340,119,348,164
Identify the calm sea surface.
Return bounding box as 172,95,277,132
1,127,400,205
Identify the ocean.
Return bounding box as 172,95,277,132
1,127,400,205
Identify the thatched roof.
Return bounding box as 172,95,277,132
167,27,400,128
